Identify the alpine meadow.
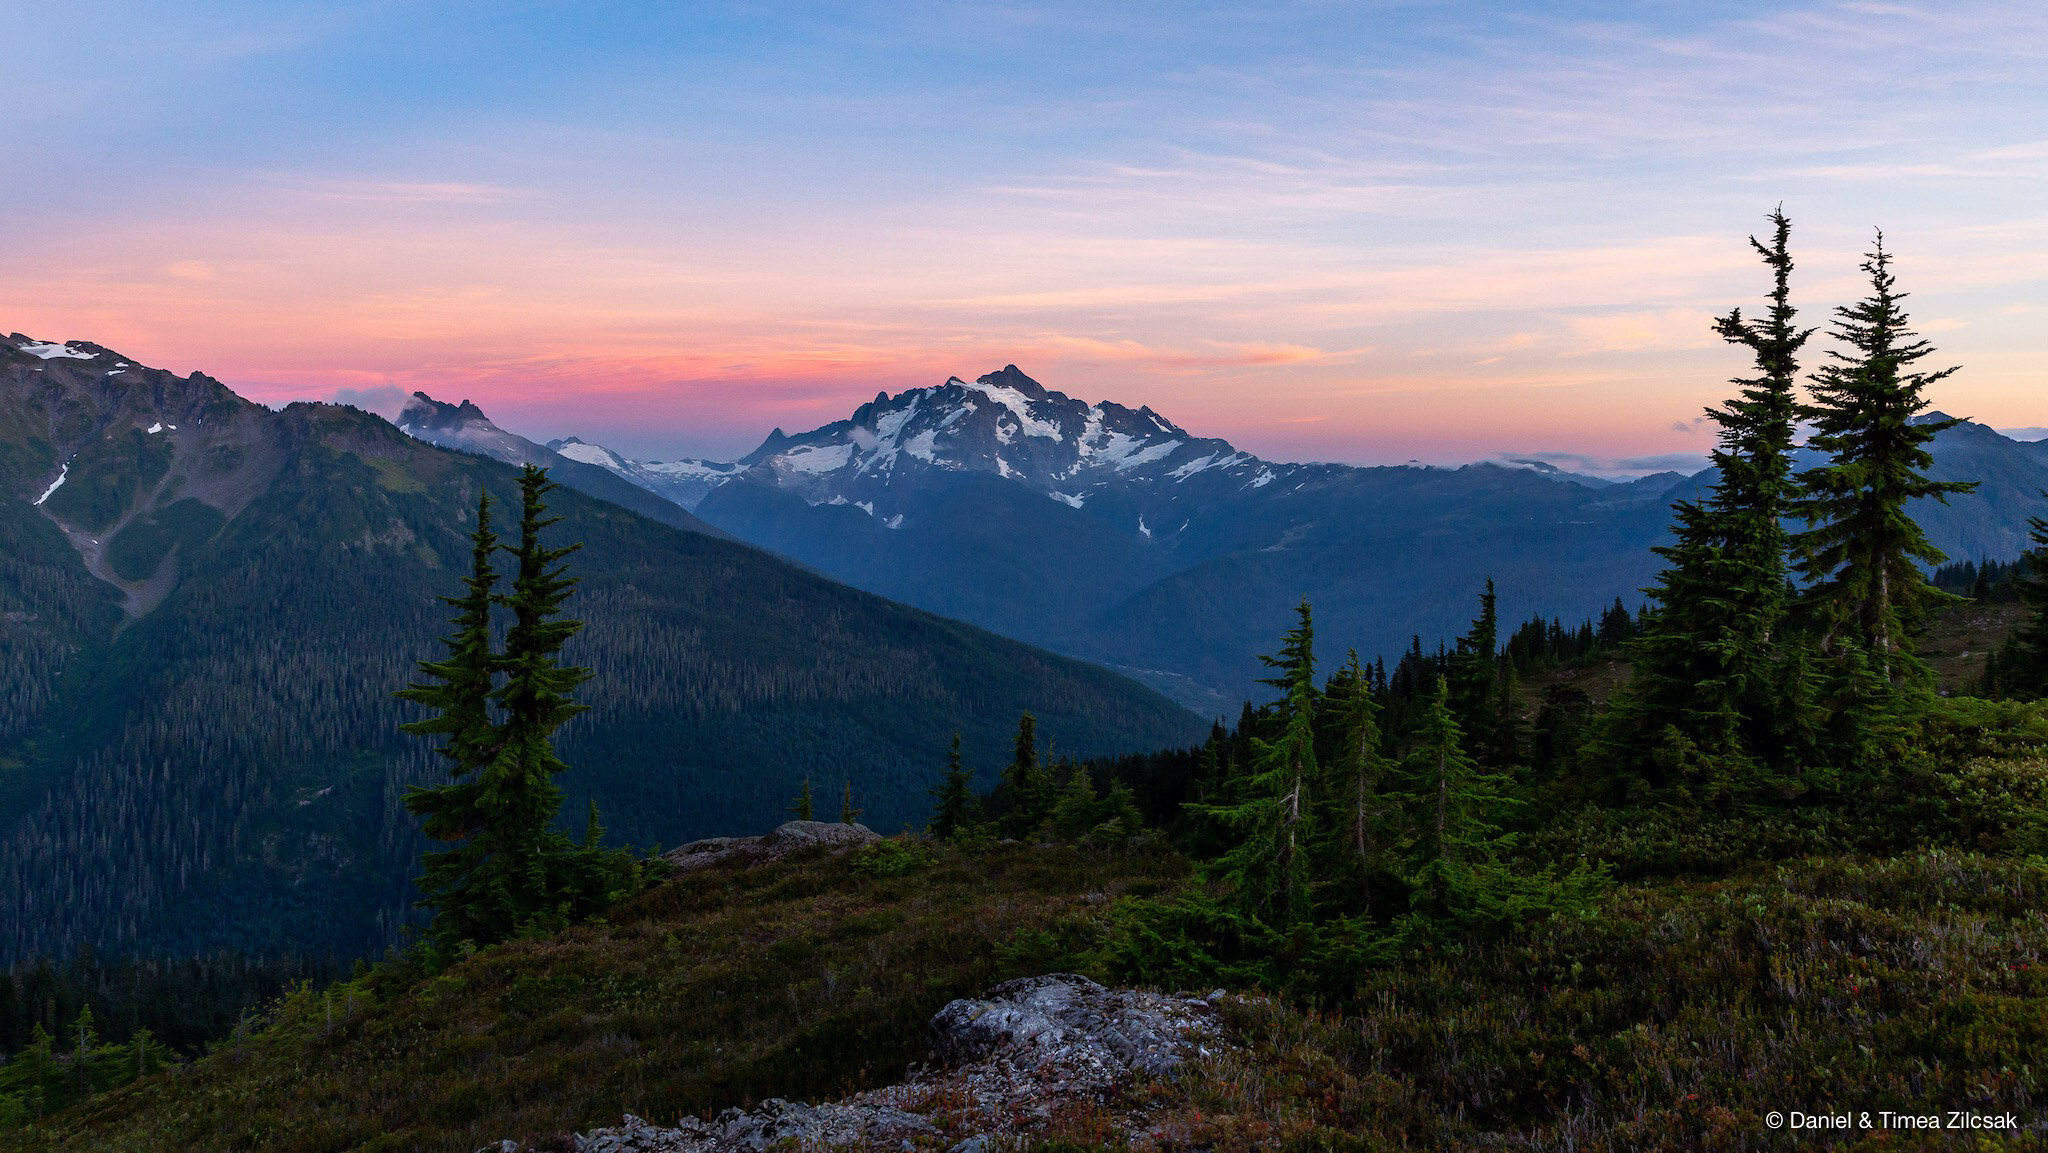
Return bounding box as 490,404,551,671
4,3,2048,1150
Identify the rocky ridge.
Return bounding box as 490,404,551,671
547,974,1228,1153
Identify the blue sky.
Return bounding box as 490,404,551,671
3,1,2043,467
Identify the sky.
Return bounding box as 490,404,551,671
2,1,2044,471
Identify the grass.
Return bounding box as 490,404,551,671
5,841,1186,1153
1922,599,2030,694
10,812,2047,1151
1161,852,2048,1152
27,844,2046,1153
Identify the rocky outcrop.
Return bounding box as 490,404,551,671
659,820,879,874
554,974,1228,1152
571,1099,933,1153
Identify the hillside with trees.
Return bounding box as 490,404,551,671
0,343,1205,965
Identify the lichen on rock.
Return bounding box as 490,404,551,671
555,973,1228,1152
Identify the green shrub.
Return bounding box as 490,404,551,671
848,837,934,878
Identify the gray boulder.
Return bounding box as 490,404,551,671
565,973,1225,1151
660,820,879,874
928,972,1214,1081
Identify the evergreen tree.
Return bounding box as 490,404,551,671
1001,713,1043,836
839,780,862,825
1447,581,1500,755
789,777,816,822
1050,762,1100,841
1793,232,1977,691
1401,677,1518,933
1200,601,1318,926
400,494,503,938
930,735,974,840
1094,779,1144,843
401,468,630,949
1626,210,1810,757
1321,652,1391,915
1596,597,1635,646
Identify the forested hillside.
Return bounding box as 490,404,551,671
0,337,1205,964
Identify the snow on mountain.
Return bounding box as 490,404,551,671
543,436,743,510
396,393,551,467
391,393,725,539
549,366,1291,524
16,339,98,361
7,334,118,363
552,437,632,471
395,364,2048,713
738,365,1273,503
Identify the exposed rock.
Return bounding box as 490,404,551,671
563,974,1226,1152
568,1100,931,1152
660,820,879,874
928,973,1212,1080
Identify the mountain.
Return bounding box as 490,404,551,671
548,436,742,510
393,392,730,539
524,368,1697,710
539,367,2048,712
0,336,1206,963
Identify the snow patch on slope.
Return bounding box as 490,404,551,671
962,379,1061,439
640,459,737,479
781,443,857,474
1089,432,1182,472
17,340,96,361
34,457,73,505
555,441,626,470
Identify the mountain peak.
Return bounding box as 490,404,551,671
977,365,1048,400
399,392,495,433
691,366,1268,518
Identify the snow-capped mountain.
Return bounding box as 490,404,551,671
732,365,1272,506
546,365,1286,522
452,366,2048,713
546,437,741,511
393,392,724,539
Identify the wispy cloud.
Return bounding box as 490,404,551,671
0,1,2043,463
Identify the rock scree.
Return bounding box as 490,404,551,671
660,820,880,874
544,973,1228,1152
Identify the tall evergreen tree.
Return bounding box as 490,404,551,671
1447,581,1501,756
1201,601,1318,926
480,465,601,934
1401,676,1518,932
930,735,974,840
1321,652,1391,915
789,777,816,822
400,493,501,929
1793,232,1976,690
1001,713,1044,836
401,468,630,949
839,780,862,825
1626,210,1810,756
